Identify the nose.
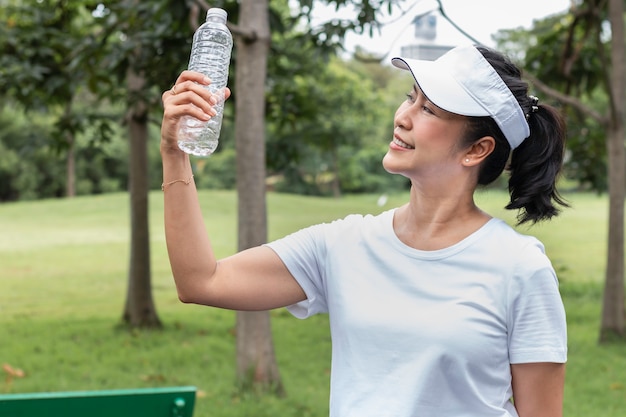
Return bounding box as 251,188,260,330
394,102,413,131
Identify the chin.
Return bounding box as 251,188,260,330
382,152,400,175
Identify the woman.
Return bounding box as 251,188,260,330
160,44,568,417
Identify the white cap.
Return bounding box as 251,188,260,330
391,45,530,149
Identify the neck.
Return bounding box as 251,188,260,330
393,184,491,251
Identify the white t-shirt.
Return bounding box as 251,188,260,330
265,209,567,417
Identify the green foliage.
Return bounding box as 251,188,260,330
0,0,115,153
337,142,409,193
0,106,64,200
494,2,613,192
524,5,610,192
0,0,413,200
293,0,398,49
0,103,134,201
193,149,238,190
0,1,95,107
563,105,608,191
266,48,407,195
3,0,609,199
84,0,197,99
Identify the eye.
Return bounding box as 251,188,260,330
422,104,434,114
405,91,416,103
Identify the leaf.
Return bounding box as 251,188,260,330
2,363,26,378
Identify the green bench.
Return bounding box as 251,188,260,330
0,386,196,417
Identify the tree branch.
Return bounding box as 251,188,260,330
188,0,258,42
524,72,609,125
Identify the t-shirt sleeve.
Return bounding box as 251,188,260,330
264,223,331,318
507,241,568,364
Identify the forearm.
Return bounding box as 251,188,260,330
161,149,217,303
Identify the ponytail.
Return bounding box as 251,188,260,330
464,47,569,225
506,103,569,224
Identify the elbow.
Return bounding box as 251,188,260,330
176,287,202,305
177,291,194,304
172,266,218,305
173,277,201,304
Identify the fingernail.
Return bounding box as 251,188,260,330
203,76,211,84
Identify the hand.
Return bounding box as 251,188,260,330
160,70,232,155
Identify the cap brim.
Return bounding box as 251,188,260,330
391,57,491,117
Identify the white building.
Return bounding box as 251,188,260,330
400,14,452,61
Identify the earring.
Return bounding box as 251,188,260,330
465,158,470,162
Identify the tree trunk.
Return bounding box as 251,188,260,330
63,100,76,198
234,0,284,395
331,147,341,198
599,0,625,342
65,132,76,198
122,64,161,329
236,310,283,395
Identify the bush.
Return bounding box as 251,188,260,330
193,148,237,190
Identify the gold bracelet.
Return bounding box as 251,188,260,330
161,175,194,191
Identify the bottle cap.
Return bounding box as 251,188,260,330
206,8,227,22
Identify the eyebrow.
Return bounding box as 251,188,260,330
412,84,429,101
413,84,448,114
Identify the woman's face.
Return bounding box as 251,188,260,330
382,84,469,182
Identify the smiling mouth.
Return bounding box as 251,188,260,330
392,137,415,149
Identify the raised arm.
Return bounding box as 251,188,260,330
160,71,306,311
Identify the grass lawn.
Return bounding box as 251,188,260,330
0,189,624,416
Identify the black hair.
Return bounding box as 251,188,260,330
460,46,569,225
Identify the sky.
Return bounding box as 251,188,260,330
306,0,572,59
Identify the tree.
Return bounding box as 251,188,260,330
0,0,102,197
232,0,284,395
75,0,195,327
601,0,625,340
504,0,625,340
122,47,161,328
267,56,394,196
0,0,184,326
91,0,183,328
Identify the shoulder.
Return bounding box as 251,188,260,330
476,219,556,290
266,209,394,254
307,209,394,241
484,219,548,259
482,221,562,303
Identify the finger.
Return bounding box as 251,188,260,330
162,70,211,98
162,84,207,112
166,80,214,104
161,72,230,119
164,85,217,118
175,70,210,86
163,96,216,122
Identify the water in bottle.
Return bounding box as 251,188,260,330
177,8,233,157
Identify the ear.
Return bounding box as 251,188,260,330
463,136,495,166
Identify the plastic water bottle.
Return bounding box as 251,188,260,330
177,8,233,157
